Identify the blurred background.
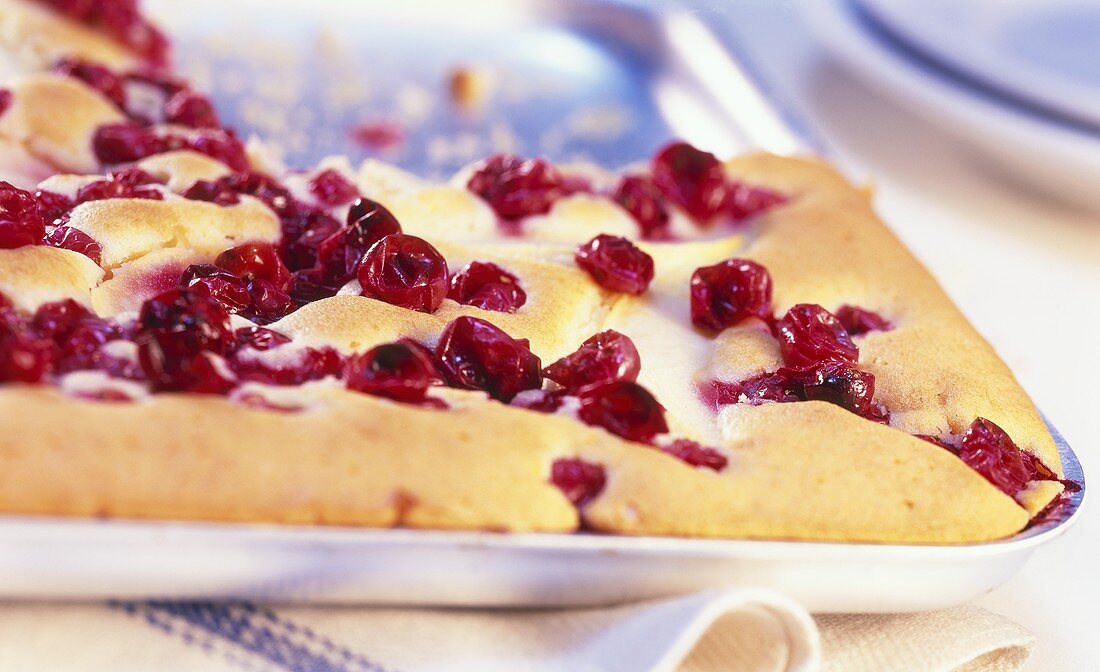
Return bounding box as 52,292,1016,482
145,0,1099,668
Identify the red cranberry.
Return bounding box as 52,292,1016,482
163,90,219,128
612,175,671,239
357,234,448,313
349,118,405,150
448,261,526,313
281,210,342,271
0,181,45,249
550,457,607,508
661,438,728,471
510,388,567,413
182,179,241,206
34,190,75,223
76,167,164,203
690,258,773,331
346,342,437,403
435,316,541,401
215,242,292,292
775,304,858,368
574,235,654,295
577,380,668,443
44,226,102,264
217,171,291,205
835,305,893,336
651,141,729,223
346,197,402,249
185,128,249,171
179,264,251,314
135,286,234,392
958,418,1057,497
53,57,126,107
309,169,358,207
93,122,167,164
543,330,640,392
793,362,878,418
726,183,786,221
0,319,52,383
288,268,340,305
0,89,10,118
311,197,403,288
466,154,566,220
233,326,291,351
245,279,296,324
397,337,447,386
33,299,121,374
31,298,95,340
231,345,341,385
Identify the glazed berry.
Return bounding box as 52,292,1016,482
543,330,640,392
231,345,341,385
313,197,403,287
182,179,241,206
34,190,75,223
53,57,126,107
577,380,668,443
690,258,772,331
357,234,448,313
550,457,607,508
346,197,402,249
435,316,541,401
185,128,249,171
346,342,438,403
179,264,251,314
0,181,45,249
233,326,291,352
835,305,893,336
775,304,858,369
32,299,120,374
958,418,1057,497
794,362,878,418
215,242,292,292
0,319,51,383
612,175,671,239
510,389,566,414
245,279,297,324
574,235,654,295
44,226,103,265
163,90,219,128
309,169,359,207
136,287,234,393
651,141,729,223
92,122,166,164
448,261,526,313
466,154,566,220
661,439,728,471
76,167,164,203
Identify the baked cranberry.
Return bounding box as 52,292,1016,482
448,261,526,313
245,279,296,324
34,190,75,223
135,286,234,392
233,326,291,352
309,169,358,207
466,154,566,220
0,181,45,249
93,122,167,164
550,457,607,508
612,175,671,240
775,304,858,368
163,90,219,128
179,264,251,314
510,388,567,413
958,418,1057,497
793,361,878,418
44,226,102,264
185,128,249,171
281,210,341,271
311,197,403,288
346,342,437,403
661,439,728,471
651,141,729,223
0,89,10,118
0,319,52,383
31,298,95,339
215,242,291,291
690,258,772,331
53,57,126,107
349,118,405,150
726,183,786,221
76,167,164,202
543,330,640,392
217,171,291,205
346,197,401,249
435,316,541,401
574,235,654,295
182,179,241,206
357,234,448,313
288,268,340,305
835,305,893,336
33,300,121,373
577,380,668,442
397,338,447,385
231,345,341,385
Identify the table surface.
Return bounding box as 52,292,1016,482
706,1,1098,669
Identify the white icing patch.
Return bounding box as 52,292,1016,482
336,279,362,296
229,381,329,413
59,371,149,401
100,339,138,361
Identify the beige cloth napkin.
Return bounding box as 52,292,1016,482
0,593,1033,672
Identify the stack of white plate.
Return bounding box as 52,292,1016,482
809,0,1100,209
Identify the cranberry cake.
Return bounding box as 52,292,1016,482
0,0,1074,543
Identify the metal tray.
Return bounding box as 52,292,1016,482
0,0,1078,612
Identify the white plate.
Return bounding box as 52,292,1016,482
857,0,1100,130
808,0,1100,210
0,422,1083,613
